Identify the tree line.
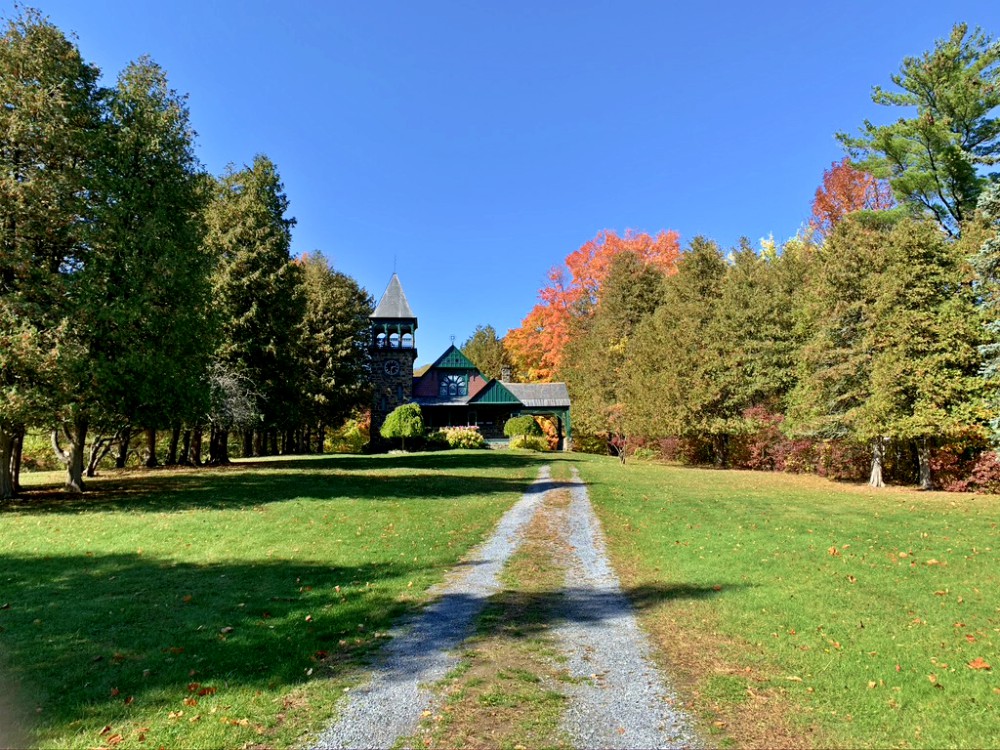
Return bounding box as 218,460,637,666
506,23,1000,490
0,10,372,499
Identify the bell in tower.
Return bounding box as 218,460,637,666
369,274,418,446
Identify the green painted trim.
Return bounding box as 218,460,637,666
428,345,479,371
470,379,523,405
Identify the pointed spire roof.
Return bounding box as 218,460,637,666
371,274,415,319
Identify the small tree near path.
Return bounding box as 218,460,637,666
380,403,424,451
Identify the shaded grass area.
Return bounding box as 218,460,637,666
0,451,546,749
575,455,1000,749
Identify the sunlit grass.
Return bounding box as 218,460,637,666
0,451,545,749
576,455,1000,749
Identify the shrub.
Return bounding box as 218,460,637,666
379,403,424,450
504,415,542,438
443,427,486,449
510,435,549,451
630,446,657,461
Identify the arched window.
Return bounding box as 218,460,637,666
375,332,387,349
402,333,414,349
439,374,467,398
389,333,400,348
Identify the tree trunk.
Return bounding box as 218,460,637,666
869,438,885,488
166,424,181,465
254,428,267,457
144,427,158,468
304,425,312,454
269,429,278,456
115,424,132,468
917,439,932,490
53,417,88,493
87,432,116,478
12,425,24,493
0,426,15,501
316,424,325,454
189,426,202,466
179,430,192,466
208,427,230,465
242,430,253,458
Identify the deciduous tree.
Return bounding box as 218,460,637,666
506,229,680,381
809,158,895,240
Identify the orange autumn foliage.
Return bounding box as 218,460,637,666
810,158,895,239
505,229,680,382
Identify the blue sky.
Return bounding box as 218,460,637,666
12,1,1000,364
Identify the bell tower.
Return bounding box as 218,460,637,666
370,274,418,443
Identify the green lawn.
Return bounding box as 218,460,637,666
576,454,1000,749
0,451,545,749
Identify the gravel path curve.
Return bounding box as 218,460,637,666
313,465,699,749
552,468,700,749
313,467,555,749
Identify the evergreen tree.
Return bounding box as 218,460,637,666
563,251,665,452
299,251,373,446
206,156,306,458
788,214,983,487
861,219,985,487
461,325,510,381
69,57,213,475
0,9,103,496
625,237,730,462
839,24,1000,237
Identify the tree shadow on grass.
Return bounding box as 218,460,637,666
0,551,430,738
0,547,746,739
5,451,569,515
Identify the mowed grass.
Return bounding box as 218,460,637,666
0,451,545,749
575,454,1000,749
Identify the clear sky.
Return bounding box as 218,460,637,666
11,1,1000,364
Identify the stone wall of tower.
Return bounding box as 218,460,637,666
369,344,417,445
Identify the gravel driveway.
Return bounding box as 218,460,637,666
313,465,698,750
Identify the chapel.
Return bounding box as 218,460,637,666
369,275,571,449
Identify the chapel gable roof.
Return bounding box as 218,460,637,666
428,345,479,371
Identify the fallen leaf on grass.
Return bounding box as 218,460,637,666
220,626,234,634
184,698,197,707
107,735,123,746
124,696,134,706
847,575,857,584
168,711,183,719
198,686,217,696
968,658,991,671
110,688,119,697
827,547,840,557
98,725,112,736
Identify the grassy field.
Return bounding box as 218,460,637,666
0,451,545,749
576,454,1000,749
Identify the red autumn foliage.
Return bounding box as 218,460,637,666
809,158,895,239
505,229,680,382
